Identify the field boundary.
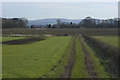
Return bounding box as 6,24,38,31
82,33,119,78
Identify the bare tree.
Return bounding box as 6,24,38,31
57,19,61,25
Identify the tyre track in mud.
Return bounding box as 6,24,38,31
60,37,76,78
79,37,98,78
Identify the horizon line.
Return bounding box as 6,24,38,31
1,17,118,20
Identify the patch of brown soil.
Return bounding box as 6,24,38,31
2,37,45,45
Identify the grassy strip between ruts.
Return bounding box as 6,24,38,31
81,38,110,78
71,37,88,78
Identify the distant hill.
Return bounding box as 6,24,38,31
28,18,82,25
28,17,118,27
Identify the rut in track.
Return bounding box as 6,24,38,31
61,38,76,78
79,38,97,78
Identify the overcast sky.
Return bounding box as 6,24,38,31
2,2,118,20
1,0,119,2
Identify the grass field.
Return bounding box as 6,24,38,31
2,28,119,78
93,36,119,48
2,36,72,78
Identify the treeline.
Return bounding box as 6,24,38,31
48,17,119,28
2,17,120,28
2,18,28,28
80,17,119,28
46,22,79,28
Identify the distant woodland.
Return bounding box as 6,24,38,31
2,17,120,28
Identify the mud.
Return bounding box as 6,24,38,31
2,37,45,45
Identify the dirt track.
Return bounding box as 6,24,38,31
61,37,76,78
2,37,45,45
79,38,97,78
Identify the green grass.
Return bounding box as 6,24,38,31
71,37,88,78
82,38,110,78
2,37,26,41
93,36,119,48
46,37,73,78
2,36,72,78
